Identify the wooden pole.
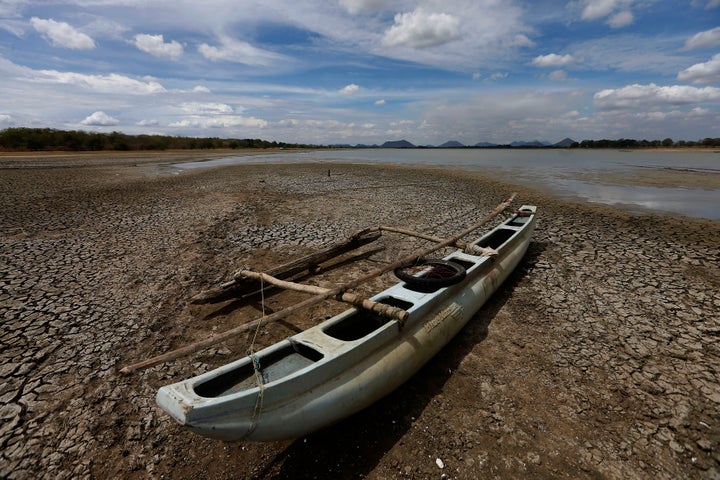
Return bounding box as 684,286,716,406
119,194,516,374
189,230,381,304
376,226,497,256
237,270,409,322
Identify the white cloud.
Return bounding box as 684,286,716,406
683,27,720,50
490,72,508,80
180,102,234,114
36,70,166,94
339,0,388,14
382,9,461,48
374,99,386,105
677,54,720,84
593,83,720,109
608,10,633,28
198,36,285,66
509,34,535,47
31,17,95,49
169,115,268,129
549,70,569,81
0,114,13,124
580,0,635,27
339,84,360,94
136,119,159,126
192,85,211,93
134,34,183,59
81,111,119,126
531,53,576,67
581,0,620,20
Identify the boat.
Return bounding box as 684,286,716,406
154,203,537,441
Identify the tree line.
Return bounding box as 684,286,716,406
1,127,719,152
0,128,318,152
572,138,720,148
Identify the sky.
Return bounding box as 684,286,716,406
0,0,719,146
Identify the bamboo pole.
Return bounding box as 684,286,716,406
119,194,516,374
237,270,409,322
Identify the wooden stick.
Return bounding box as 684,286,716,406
120,289,346,374
376,226,496,255
189,230,381,304
119,194,516,374
237,270,409,322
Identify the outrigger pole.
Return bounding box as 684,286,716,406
119,193,516,375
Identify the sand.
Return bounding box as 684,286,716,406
1,152,718,479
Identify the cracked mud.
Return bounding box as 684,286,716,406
1,153,718,479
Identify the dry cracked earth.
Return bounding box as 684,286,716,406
1,153,719,479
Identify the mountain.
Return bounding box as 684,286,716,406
437,140,464,148
474,141,498,147
381,139,415,148
510,140,551,147
553,137,576,147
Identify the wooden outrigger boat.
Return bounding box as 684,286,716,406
126,197,536,442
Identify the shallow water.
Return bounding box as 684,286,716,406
175,149,720,220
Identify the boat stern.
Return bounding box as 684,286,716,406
156,383,196,426
156,381,259,441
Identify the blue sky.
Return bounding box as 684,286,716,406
1,0,719,145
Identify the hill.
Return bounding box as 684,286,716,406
437,140,464,148
381,139,415,148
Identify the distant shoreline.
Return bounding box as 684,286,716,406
1,146,719,158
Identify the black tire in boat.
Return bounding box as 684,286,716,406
394,258,466,289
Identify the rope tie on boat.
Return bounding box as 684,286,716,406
247,274,267,436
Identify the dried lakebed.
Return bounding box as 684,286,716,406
1,156,719,479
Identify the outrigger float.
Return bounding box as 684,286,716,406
121,195,537,442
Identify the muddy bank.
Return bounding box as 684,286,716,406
1,157,718,479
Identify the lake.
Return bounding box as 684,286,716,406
175,149,720,220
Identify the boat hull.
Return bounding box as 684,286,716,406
157,206,537,441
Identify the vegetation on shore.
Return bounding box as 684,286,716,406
0,128,319,152
573,137,720,149
1,127,719,152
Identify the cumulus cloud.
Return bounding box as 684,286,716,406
580,0,634,27
0,114,13,124
81,111,119,126
677,54,720,84
198,36,285,66
136,119,159,126
593,83,720,109
581,0,620,20
382,9,461,48
134,34,183,59
531,53,576,67
36,70,166,94
31,17,95,49
683,27,720,50
607,10,633,28
339,84,360,94
374,99,386,105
